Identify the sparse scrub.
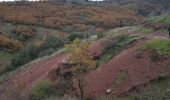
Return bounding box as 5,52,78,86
97,34,139,66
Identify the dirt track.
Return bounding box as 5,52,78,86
0,52,68,100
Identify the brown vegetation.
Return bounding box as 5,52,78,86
12,26,35,40
0,34,23,52
0,3,142,30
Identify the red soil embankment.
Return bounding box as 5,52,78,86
84,40,170,99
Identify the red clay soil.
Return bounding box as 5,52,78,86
83,39,170,99
90,38,109,58
89,41,103,57
0,52,68,100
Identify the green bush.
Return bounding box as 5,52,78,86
40,36,64,50
8,44,38,70
38,48,56,57
67,32,84,41
30,80,53,100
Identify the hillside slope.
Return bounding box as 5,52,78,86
1,27,170,100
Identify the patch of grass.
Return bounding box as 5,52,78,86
112,69,128,89
97,52,113,66
142,39,170,56
0,51,14,74
0,51,13,61
136,26,155,33
158,29,168,33
147,15,170,24
97,34,140,66
45,96,77,100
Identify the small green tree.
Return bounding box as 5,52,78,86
65,39,96,100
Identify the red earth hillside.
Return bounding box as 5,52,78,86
83,39,170,99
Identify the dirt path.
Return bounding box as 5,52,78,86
0,52,68,100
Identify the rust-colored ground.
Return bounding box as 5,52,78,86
84,40,170,99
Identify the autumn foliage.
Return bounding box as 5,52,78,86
65,39,96,100
13,26,35,40
0,2,141,30
65,39,96,74
0,35,23,52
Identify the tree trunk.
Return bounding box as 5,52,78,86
78,75,84,100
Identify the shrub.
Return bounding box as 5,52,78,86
13,26,34,41
30,80,53,100
38,48,56,57
67,32,84,41
0,35,23,52
8,44,38,70
40,36,64,51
